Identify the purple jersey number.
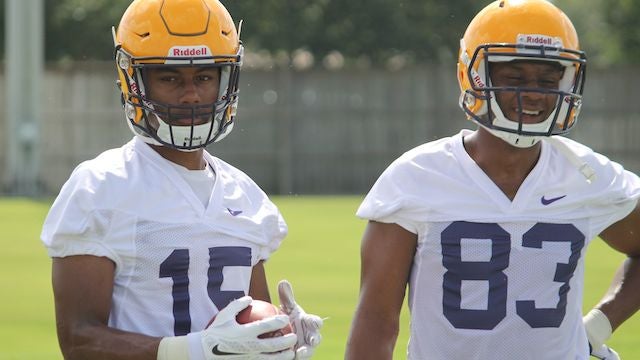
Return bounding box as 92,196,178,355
441,221,584,330
160,246,252,335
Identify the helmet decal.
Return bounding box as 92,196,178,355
167,46,212,58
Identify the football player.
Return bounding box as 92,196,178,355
346,1,639,359
40,0,322,359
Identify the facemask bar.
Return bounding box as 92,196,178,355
492,87,566,136
114,45,243,150
461,43,586,139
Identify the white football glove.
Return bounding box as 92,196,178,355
277,280,323,360
590,344,621,360
584,309,620,360
200,296,297,360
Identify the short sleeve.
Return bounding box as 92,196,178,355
40,166,120,263
588,158,640,234
257,209,288,261
357,159,420,234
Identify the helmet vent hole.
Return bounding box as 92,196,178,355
499,1,505,7
222,30,231,36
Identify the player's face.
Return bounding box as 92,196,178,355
144,66,221,126
489,61,564,124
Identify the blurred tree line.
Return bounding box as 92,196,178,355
1,0,639,68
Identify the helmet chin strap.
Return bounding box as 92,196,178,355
485,126,541,148
129,109,233,151
155,114,213,152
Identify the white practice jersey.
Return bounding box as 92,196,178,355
357,130,640,360
41,137,287,337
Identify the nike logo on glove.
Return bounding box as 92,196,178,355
540,195,566,205
211,345,237,356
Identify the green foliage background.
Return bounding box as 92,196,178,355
1,0,640,66
0,197,638,359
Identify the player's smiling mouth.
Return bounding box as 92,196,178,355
515,108,546,123
521,109,542,116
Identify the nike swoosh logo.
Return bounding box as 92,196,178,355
211,345,237,356
541,195,566,205
227,208,243,216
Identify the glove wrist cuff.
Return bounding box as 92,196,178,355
158,335,190,360
584,308,612,349
157,333,207,360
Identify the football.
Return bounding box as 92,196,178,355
209,299,293,338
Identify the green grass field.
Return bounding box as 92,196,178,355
1,196,638,359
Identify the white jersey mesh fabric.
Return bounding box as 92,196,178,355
358,130,640,360
41,137,287,337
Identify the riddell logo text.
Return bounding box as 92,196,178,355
170,46,211,57
525,36,553,45
517,34,562,48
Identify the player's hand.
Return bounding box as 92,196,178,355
584,309,617,360
277,280,323,360
590,343,621,360
584,309,619,359
201,296,297,360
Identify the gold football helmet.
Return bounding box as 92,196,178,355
457,0,586,147
113,0,243,150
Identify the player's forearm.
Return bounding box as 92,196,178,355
248,260,271,302
345,334,397,360
595,256,640,331
59,324,161,360
345,313,399,360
